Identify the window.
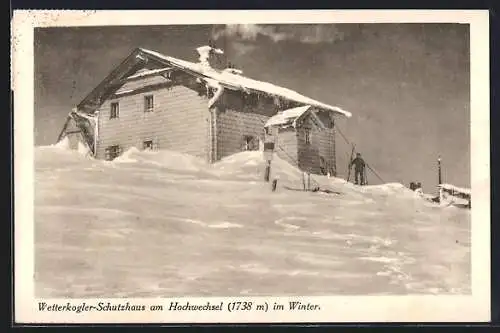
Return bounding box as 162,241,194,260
143,140,154,150
304,128,311,144
104,145,121,161
110,102,119,119
162,71,172,80
144,95,154,113
242,135,258,151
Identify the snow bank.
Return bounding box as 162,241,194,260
34,142,472,297
34,145,438,205
38,138,92,160
112,147,141,164
358,183,419,198
365,182,407,192
212,151,265,179
112,147,209,172
213,151,305,183
77,141,91,156
53,137,71,150
41,136,90,154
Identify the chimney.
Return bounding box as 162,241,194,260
196,41,224,69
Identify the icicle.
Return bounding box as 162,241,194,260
208,83,224,109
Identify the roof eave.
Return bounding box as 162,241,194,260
77,48,147,112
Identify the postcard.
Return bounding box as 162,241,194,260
12,9,490,323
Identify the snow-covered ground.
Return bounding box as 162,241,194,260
35,139,471,297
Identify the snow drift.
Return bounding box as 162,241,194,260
34,146,471,297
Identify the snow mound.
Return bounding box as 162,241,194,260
77,141,91,156
355,182,419,199
113,148,209,172
212,151,266,180
34,146,439,204
37,138,93,165
365,182,409,193
215,151,262,165
112,147,141,164
53,137,71,150
213,151,304,183
39,137,92,159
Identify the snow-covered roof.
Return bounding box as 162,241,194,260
139,48,351,118
264,105,325,129
438,183,471,195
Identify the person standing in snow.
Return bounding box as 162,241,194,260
350,152,366,185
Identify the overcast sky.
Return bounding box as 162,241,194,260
34,23,470,191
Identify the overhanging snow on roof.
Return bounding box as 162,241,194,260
77,47,353,118
264,105,326,129
138,48,352,118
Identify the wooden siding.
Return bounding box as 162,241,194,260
95,75,210,160
315,128,336,175
216,109,269,160
296,114,335,175
215,90,276,161
274,128,299,167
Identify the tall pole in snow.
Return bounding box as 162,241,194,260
263,141,274,183
438,156,442,185
437,156,443,204
332,117,337,177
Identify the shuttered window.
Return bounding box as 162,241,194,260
110,102,119,119
143,140,154,150
105,145,121,161
304,128,311,144
144,95,154,112
242,135,258,151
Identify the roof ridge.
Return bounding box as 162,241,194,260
138,48,352,118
